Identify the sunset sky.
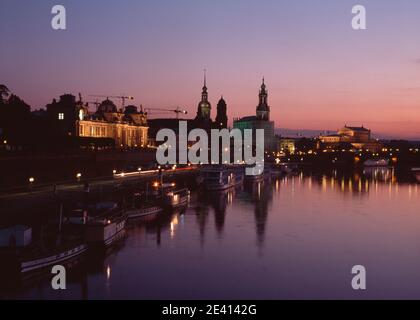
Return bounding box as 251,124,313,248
1,0,420,139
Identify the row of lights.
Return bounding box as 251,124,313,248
28,172,83,184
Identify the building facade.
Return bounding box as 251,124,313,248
47,95,148,148
319,125,381,152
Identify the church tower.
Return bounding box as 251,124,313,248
215,96,228,129
256,78,270,121
195,71,211,122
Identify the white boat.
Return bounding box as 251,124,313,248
0,225,87,275
19,244,87,274
125,191,164,219
163,188,190,208
363,159,389,167
200,165,244,191
126,204,163,219
85,205,127,248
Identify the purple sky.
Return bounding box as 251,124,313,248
1,0,420,139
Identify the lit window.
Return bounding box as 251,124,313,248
58,113,64,120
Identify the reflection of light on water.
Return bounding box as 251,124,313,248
228,191,233,204
322,176,327,193
106,265,111,280
170,215,179,238
341,178,345,192
257,182,261,200
308,178,312,191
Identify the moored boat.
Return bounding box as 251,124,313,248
85,209,127,248
126,204,163,219
0,225,87,276
363,159,389,167
412,168,420,183
200,165,244,191
163,188,190,208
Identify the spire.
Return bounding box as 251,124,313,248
203,68,207,89
261,77,266,91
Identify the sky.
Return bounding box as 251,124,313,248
1,0,420,139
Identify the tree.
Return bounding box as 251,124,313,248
0,84,10,103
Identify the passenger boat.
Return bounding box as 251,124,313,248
163,188,190,208
363,159,389,167
200,165,244,191
0,225,87,276
85,209,127,248
66,201,127,249
125,192,163,220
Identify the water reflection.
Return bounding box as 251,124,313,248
2,168,420,299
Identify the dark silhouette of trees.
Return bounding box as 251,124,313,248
0,85,31,147
0,84,10,103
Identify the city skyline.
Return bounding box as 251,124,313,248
1,0,420,139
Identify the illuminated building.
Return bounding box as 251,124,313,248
319,125,381,152
47,94,148,148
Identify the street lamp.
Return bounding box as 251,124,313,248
76,173,82,182
29,177,35,192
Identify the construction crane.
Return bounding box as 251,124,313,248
144,106,188,119
89,95,134,109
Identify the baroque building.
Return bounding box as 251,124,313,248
319,125,381,152
47,94,148,148
194,72,228,131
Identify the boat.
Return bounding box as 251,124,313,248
244,164,265,183
65,201,127,249
363,159,389,167
199,165,244,191
412,168,420,183
0,225,87,276
163,188,190,208
125,192,163,220
85,208,127,248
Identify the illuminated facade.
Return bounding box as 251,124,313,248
47,95,148,148
319,125,381,152
78,99,148,148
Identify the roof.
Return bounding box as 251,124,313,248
234,116,257,122
343,126,370,132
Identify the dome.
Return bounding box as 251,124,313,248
97,99,117,113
